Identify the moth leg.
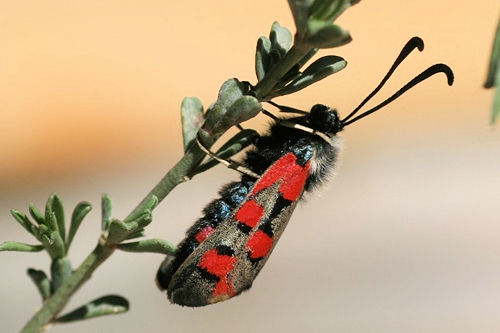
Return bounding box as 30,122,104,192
196,134,260,179
266,101,309,115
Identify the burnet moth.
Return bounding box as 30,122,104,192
156,37,454,307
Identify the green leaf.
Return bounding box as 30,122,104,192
123,195,157,223
203,79,248,135
101,194,112,231
55,295,129,323
44,204,58,235
117,238,176,255
181,97,204,152
255,36,272,81
216,78,248,111
492,72,500,124
27,268,51,300
485,16,500,124
143,195,158,211
123,229,146,240
0,241,44,252
67,201,92,251
195,129,259,174
309,0,342,21
307,22,351,48
10,210,39,237
29,204,45,226
309,0,359,23
296,48,319,70
277,55,347,96
288,0,314,37
270,22,293,59
50,257,72,292
49,194,66,244
213,96,262,134
107,212,152,244
48,230,66,259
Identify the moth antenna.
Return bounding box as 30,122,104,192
342,63,454,127
266,100,309,115
342,37,425,123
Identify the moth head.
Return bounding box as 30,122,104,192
308,104,342,135
267,37,453,140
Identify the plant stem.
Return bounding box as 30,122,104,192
21,244,113,333
20,34,314,333
252,39,311,100
21,144,208,333
124,143,208,222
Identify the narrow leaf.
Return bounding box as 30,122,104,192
255,36,272,81
55,295,129,323
10,210,39,237
67,202,92,251
270,22,292,58
307,23,351,48
123,195,157,223
106,219,131,244
216,78,247,111
492,73,500,124
29,204,45,226
117,238,176,255
181,97,204,152
203,79,247,135
101,194,112,231
124,229,146,240
48,230,66,259
107,212,152,244
143,195,158,211
485,17,500,124
44,208,58,235
309,0,343,21
296,48,319,70
27,268,51,300
50,194,66,244
0,241,44,252
288,0,314,37
213,96,262,134
195,129,258,174
277,55,347,96
309,0,358,23
278,47,320,87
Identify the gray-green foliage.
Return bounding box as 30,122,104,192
4,1,362,332
485,15,500,124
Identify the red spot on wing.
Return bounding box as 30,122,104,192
246,230,273,259
199,249,237,277
195,225,215,243
279,162,310,201
213,278,235,297
199,249,237,298
236,200,265,228
252,153,310,201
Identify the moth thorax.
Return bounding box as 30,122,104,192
308,135,342,191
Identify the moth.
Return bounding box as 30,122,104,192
156,37,454,307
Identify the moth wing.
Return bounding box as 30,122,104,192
168,152,311,306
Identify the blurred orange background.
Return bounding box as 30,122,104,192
1,1,500,332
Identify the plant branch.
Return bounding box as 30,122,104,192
252,40,312,100
21,143,210,333
18,3,352,329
